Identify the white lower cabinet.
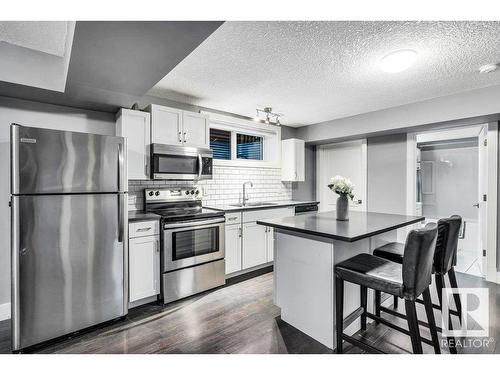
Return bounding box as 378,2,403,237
242,222,269,269
129,231,160,304
224,207,293,276
225,224,242,274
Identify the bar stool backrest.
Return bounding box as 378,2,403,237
434,215,462,275
402,223,438,300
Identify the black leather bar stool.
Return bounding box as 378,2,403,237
373,216,462,324
335,223,439,354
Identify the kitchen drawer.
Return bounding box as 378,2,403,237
242,206,295,223
225,211,241,225
129,220,159,238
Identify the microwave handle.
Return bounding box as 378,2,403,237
198,154,203,179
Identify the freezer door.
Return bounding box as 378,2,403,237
11,193,128,350
11,124,127,194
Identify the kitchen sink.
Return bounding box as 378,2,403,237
229,202,278,208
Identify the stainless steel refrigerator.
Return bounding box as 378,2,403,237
10,124,128,351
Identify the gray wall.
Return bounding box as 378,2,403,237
0,96,115,308
295,84,500,144
367,134,407,215
292,144,316,201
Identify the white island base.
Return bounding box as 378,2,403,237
273,229,397,350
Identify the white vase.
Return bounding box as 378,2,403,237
336,195,349,221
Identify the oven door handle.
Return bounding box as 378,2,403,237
197,154,203,179
163,217,225,229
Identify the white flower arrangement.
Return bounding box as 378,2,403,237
328,175,355,200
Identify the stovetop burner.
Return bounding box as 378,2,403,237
143,187,224,223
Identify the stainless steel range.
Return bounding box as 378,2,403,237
144,187,225,304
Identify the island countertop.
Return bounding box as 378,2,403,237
257,211,424,242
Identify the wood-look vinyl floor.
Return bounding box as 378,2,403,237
0,270,498,354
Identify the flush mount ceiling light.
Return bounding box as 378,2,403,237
255,107,283,126
479,63,499,74
380,49,417,73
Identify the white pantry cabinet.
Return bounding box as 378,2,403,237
128,220,160,305
281,138,305,182
116,109,151,180
147,104,209,148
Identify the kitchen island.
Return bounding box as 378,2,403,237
257,211,424,350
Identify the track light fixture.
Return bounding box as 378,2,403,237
255,107,282,126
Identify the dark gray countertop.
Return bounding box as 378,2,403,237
257,211,424,242
204,200,319,212
128,211,162,222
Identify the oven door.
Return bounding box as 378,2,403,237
163,217,225,272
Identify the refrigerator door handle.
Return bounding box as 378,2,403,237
11,196,21,351
117,141,124,192
10,124,20,194
118,194,125,243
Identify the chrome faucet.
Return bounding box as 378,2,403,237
242,181,253,206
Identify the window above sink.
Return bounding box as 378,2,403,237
204,112,281,168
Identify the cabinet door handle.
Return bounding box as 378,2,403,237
178,131,182,143
183,132,187,143
156,240,160,252
238,227,242,238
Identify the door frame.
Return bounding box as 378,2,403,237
406,123,498,283
316,139,367,212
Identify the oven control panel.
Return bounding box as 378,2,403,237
145,187,203,202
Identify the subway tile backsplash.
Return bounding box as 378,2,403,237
128,165,292,211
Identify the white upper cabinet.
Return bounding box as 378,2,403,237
281,138,305,181
116,109,150,180
147,104,209,148
148,104,183,145
182,111,209,147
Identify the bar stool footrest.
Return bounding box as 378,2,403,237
365,312,435,347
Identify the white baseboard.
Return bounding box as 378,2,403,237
0,303,11,321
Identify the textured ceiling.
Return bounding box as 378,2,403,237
0,21,69,56
148,21,500,127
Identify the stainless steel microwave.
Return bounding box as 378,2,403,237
151,143,213,180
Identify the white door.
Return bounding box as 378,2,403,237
478,126,488,276
316,140,367,212
242,222,268,269
225,224,242,274
129,236,160,302
151,105,183,145
116,109,150,180
182,112,209,147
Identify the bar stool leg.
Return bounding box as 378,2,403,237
435,273,458,354
360,286,367,330
422,287,441,354
447,268,462,325
335,275,344,354
393,296,398,309
375,291,381,318
405,299,423,354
